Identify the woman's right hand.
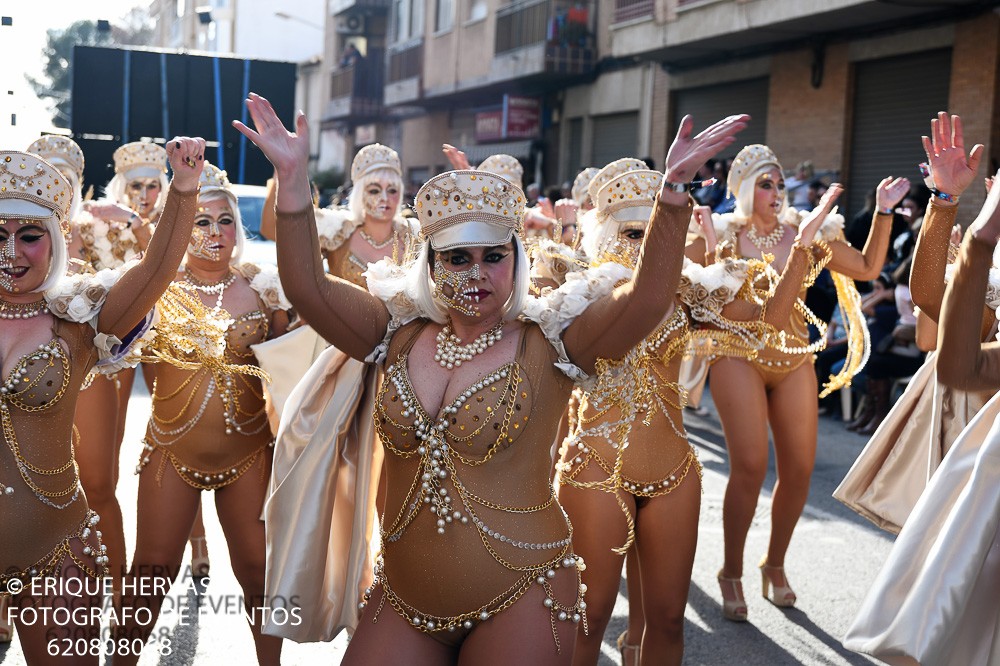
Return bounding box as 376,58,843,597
165,137,206,193
693,205,717,253
442,144,471,171
875,176,910,213
663,114,749,185
233,93,309,177
922,112,983,198
797,183,843,246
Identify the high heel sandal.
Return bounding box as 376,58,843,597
759,559,796,608
617,630,640,666
717,571,748,622
190,536,210,578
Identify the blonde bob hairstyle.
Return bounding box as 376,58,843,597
192,189,246,265
104,171,170,216
35,214,70,294
408,235,530,324
348,167,404,222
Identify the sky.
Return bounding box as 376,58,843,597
0,0,146,145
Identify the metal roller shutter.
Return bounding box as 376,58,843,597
671,77,769,160
591,112,640,168
847,49,951,218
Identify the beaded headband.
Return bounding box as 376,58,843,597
0,151,73,236
415,170,525,250
477,154,523,183
26,136,85,183
587,158,647,204
595,169,661,224
113,142,168,179
727,144,782,196
572,167,599,207
351,143,401,183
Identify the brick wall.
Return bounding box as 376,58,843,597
949,14,1000,226
766,43,850,177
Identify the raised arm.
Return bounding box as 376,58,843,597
234,93,390,361
938,169,1000,391
911,112,984,323
98,138,204,339
563,114,749,372
259,176,277,241
823,177,906,281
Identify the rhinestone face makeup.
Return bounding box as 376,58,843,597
433,260,482,317
188,227,221,261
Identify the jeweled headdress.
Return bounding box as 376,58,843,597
0,151,73,236
415,170,525,251
572,167,599,207
595,169,661,225
26,136,85,183
351,143,401,183
113,142,168,180
727,144,782,196
199,161,235,199
587,158,647,204
477,154,523,184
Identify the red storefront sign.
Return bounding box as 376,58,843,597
474,95,541,142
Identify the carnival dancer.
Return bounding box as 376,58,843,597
835,113,990,534
258,143,419,643
116,162,291,666
560,169,838,664
0,139,204,664
61,141,207,587
235,91,746,663
844,166,1000,666
685,144,902,621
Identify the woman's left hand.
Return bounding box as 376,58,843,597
796,183,843,246
233,93,309,177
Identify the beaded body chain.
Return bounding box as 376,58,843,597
559,306,700,552
364,332,588,649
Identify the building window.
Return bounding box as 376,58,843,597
10,114,16,126
468,0,487,22
435,0,454,31
393,0,424,41
1,16,12,26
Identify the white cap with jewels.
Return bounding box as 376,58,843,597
415,170,525,251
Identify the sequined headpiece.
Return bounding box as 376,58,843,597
727,144,782,196
587,158,647,204
477,154,523,183
351,143,401,183
572,167,599,206
26,136,84,183
595,169,661,225
0,152,73,236
198,161,236,200
415,170,525,251
113,142,168,180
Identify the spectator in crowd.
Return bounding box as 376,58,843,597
785,161,815,210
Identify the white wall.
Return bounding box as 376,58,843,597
233,0,325,61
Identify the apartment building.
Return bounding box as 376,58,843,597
323,0,1000,221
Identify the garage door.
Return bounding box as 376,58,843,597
591,112,640,168
671,77,769,160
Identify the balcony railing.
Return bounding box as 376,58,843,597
495,0,595,71
613,0,654,23
387,41,423,83
329,49,384,118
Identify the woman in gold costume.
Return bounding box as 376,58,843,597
0,139,204,663
117,162,290,666
62,142,179,587
835,113,995,534
236,92,746,663
685,145,905,621
561,167,837,664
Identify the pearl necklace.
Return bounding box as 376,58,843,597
746,223,786,250
0,298,48,320
358,227,397,250
434,322,503,369
182,270,236,311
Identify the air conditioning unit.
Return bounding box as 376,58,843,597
336,14,365,34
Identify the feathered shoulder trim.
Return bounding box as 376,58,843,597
315,207,419,252
235,262,291,312
521,262,633,387
529,239,589,287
